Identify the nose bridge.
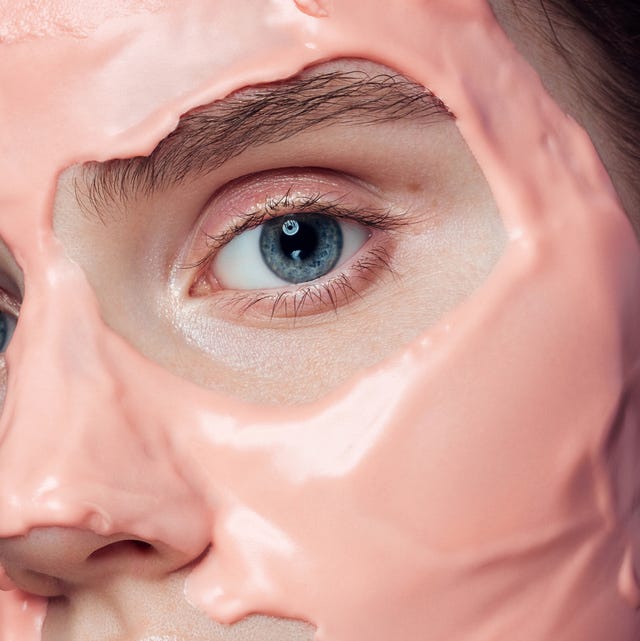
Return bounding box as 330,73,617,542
0,254,209,556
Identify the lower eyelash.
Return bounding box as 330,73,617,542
210,245,396,324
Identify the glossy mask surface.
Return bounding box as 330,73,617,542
1,1,640,640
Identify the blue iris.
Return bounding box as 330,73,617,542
259,213,343,284
0,312,16,353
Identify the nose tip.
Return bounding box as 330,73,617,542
0,527,197,598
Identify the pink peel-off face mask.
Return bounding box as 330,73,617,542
1,0,640,640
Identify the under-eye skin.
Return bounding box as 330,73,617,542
185,187,406,322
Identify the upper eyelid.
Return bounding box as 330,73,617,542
176,164,425,286
179,193,387,273
204,191,407,249
180,192,414,279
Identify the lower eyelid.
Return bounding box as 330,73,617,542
192,240,395,326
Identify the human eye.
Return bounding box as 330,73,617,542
0,311,17,353
0,290,18,354
213,210,369,289
0,287,19,400
184,170,404,322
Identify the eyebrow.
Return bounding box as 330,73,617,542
78,69,453,214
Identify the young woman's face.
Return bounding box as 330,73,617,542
0,2,638,641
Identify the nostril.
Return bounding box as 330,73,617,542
0,530,196,594
87,539,154,562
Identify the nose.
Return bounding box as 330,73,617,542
0,251,211,593
0,527,198,598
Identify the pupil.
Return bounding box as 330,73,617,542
280,219,318,262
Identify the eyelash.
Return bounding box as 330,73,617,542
186,190,403,322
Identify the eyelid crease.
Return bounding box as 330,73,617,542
208,190,410,244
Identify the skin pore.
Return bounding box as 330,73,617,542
0,1,637,641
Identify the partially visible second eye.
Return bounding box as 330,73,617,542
212,213,370,289
0,311,16,353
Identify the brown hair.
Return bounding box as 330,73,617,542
535,1,640,204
